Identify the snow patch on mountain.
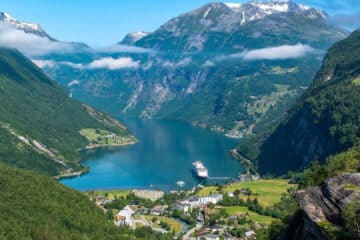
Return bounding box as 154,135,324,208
223,1,326,21
68,80,80,87
128,32,149,42
0,12,51,39
224,3,242,10
251,1,289,13
203,7,212,18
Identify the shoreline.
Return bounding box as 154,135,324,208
54,169,89,180
79,139,138,151
231,149,253,173
56,139,138,180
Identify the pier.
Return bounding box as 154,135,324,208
208,176,231,180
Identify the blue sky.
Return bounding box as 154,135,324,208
1,0,359,47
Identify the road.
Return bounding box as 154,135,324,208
183,223,203,240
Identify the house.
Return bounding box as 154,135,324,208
227,192,234,198
199,194,223,205
229,215,238,221
151,205,168,216
172,202,190,213
94,196,111,207
115,205,135,228
245,230,256,239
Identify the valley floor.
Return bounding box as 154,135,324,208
87,178,295,239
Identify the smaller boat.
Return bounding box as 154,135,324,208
176,181,185,187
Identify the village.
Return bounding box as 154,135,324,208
87,175,296,240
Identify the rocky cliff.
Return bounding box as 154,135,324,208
279,173,360,240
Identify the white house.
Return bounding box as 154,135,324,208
115,205,135,228
245,230,256,239
199,194,223,205
227,192,234,198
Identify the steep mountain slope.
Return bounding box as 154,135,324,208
39,1,347,138
237,30,360,175
0,164,171,240
0,47,135,176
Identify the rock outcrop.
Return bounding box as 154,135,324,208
279,173,360,240
297,173,360,225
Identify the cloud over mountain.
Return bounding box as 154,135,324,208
98,44,154,54
241,44,315,60
88,57,140,70
0,23,74,56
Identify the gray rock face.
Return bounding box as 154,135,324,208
297,173,360,225
278,211,332,240
280,173,360,240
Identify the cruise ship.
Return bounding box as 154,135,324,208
192,161,209,179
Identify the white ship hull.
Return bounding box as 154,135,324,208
192,161,209,179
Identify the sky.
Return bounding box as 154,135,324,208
1,0,359,47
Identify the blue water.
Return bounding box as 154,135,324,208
61,118,242,191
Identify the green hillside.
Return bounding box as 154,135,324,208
0,48,136,176
237,30,360,175
0,164,171,240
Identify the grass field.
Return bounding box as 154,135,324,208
80,128,135,146
224,206,275,225
144,215,183,234
92,189,130,200
197,186,218,196
352,76,360,86
224,179,295,207
197,179,295,207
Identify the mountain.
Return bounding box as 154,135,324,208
0,12,91,55
120,31,150,45
0,47,136,176
135,1,340,53
237,30,360,175
0,12,54,40
0,164,171,240
38,1,347,138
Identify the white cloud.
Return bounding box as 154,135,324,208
213,44,315,62
162,57,192,68
0,22,74,56
31,59,83,69
241,44,315,60
32,59,56,68
97,44,154,54
88,57,140,70
202,60,215,67
61,61,84,69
